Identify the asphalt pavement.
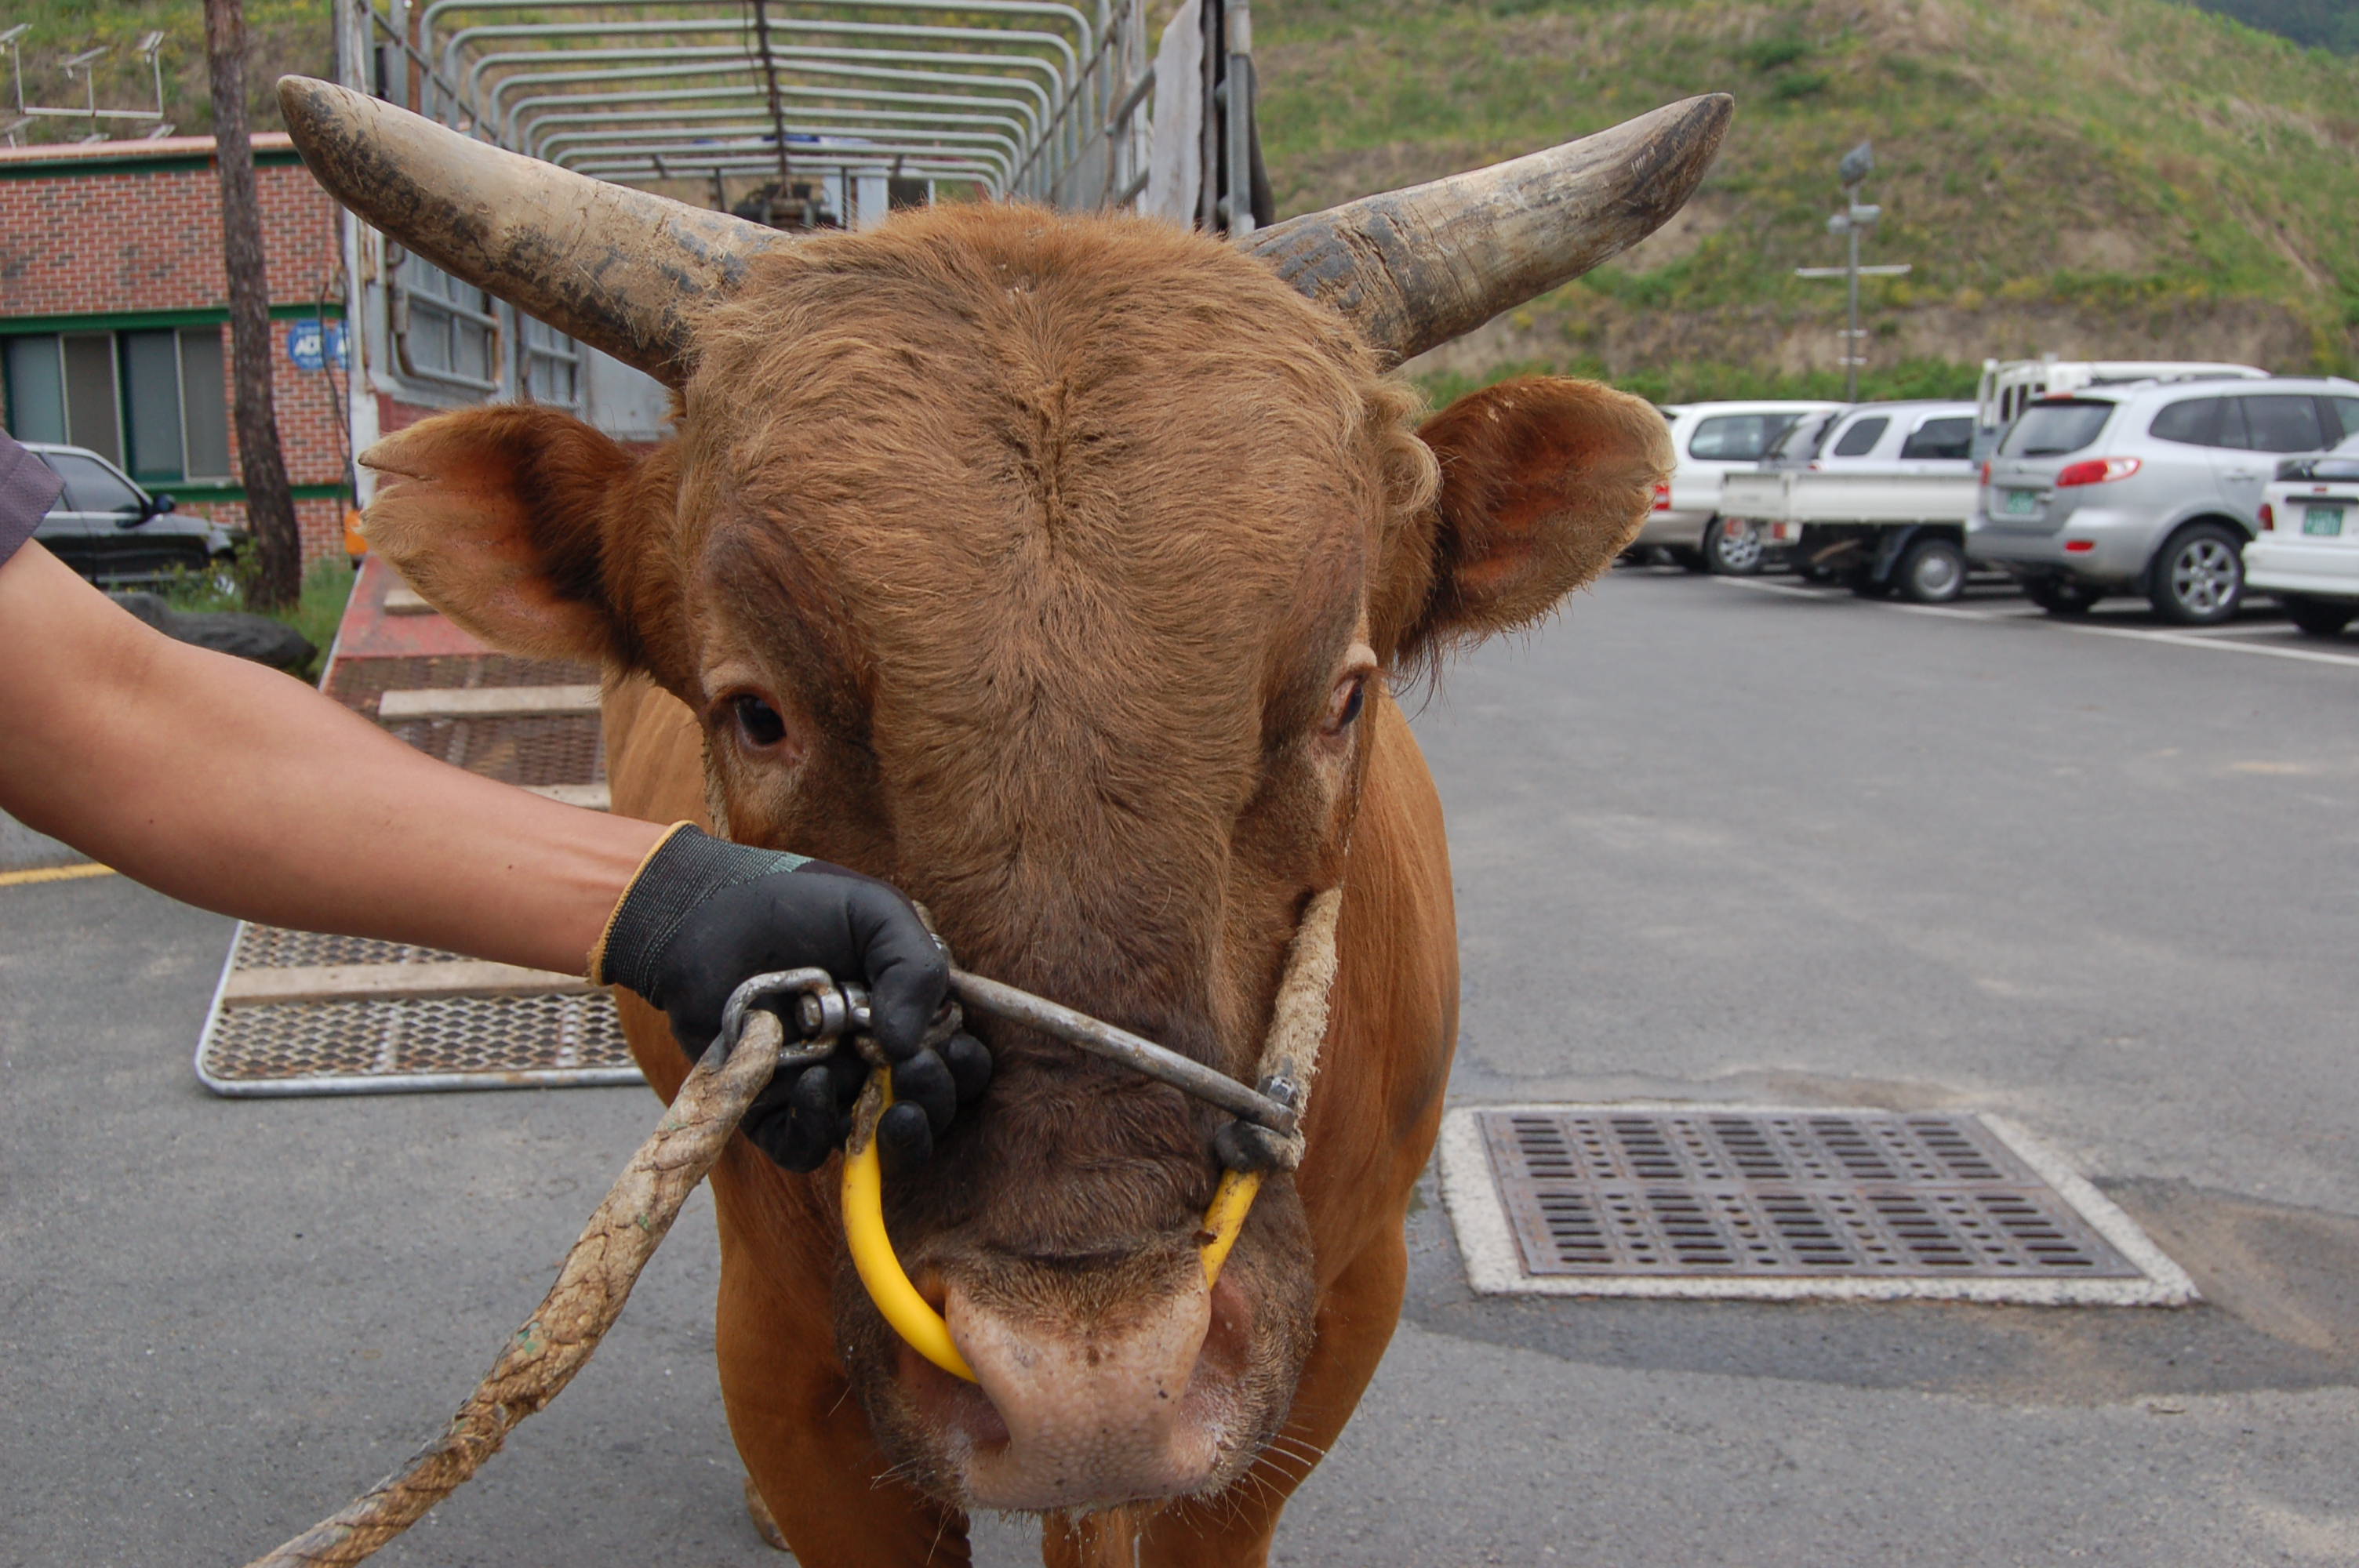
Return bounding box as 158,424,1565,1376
5,567,2357,1566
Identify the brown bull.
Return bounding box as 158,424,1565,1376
282,76,1724,1566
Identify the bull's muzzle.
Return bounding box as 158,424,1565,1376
943,1272,1225,1510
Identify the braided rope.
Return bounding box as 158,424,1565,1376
239,1013,787,1568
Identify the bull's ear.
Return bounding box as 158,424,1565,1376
358,405,641,666
1389,376,1670,669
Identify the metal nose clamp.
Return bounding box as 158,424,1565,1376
716,965,1285,1384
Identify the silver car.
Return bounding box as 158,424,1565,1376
1969,376,2359,622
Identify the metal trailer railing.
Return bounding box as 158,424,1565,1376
202,0,1269,1095
329,0,1266,456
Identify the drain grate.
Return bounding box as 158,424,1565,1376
1438,1106,2196,1305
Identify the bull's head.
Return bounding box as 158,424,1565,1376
283,78,1721,1517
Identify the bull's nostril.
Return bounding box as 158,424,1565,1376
939,1277,1222,1509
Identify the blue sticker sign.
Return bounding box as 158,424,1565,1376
288,318,348,372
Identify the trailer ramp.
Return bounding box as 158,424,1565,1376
194,557,638,1095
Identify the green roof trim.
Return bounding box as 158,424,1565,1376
0,303,346,336
168,481,354,503
0,147,306,181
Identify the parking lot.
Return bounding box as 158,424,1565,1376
7,564,2358,1566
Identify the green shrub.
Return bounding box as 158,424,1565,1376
158,551,357,684
1739,35,1811,71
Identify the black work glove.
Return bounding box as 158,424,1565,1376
594,826,989,1172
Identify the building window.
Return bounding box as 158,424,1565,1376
2,328,232,483
394,250,499,391
520,315,580,409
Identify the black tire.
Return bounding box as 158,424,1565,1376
2281,595,2357,638
2147,521,2245,626
1703,517,1766,576
2022,576,2103,615
1893,535,1967,604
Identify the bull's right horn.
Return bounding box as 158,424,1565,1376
1242,94,1733,367
278,75,787,386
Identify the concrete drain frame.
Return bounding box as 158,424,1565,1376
1438,1105,2197,1306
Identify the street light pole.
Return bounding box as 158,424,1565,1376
1845,204,1862,403
1796,140,1910,403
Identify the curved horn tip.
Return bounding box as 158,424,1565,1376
276,74,347,148
1248,91,1739,365
261,74,787,387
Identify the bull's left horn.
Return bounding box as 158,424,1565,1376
1241,94,1733,366
278,76,789,385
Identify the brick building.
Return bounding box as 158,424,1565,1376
0,133,358,563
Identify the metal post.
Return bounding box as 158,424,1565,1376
1222,0,1252,238
750,0,794,203
1795,142,1908,402
1845,206,1860,403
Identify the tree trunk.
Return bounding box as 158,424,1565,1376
205,0,302,612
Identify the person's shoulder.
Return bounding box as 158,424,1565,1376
0,431,62,567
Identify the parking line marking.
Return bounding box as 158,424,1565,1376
1885,602,2037,622
1701,575,2359,666
2051,622,2359,667
1711,578,1826,600
0,862,117,888
2165,622,2282,637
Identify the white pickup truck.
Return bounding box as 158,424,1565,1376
1719,401,1981,601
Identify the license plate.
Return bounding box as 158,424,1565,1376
2005,489,2039,516
2303,505,2344,537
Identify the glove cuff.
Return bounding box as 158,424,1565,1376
590,822,809,995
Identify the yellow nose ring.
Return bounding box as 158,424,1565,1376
840,1068,1263,1385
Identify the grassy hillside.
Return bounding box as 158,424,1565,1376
0,0,326,141
13,0,2359,403
1256,0,2359,401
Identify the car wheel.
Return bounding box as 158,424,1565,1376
1894,536,1966,603
1703,517,1765,576
2147,522,2244,625
2281,595,2357,638
2022,576,2102,615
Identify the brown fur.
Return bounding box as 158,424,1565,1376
360,202,1668,1566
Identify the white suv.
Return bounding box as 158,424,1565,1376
1633,400,1842,573
2248,437,2359,637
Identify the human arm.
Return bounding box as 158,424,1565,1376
0,537,664,973
0,539,976,1160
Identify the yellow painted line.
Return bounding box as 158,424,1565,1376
0,862,118,887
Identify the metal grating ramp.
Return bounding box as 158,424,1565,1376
195,557,642,1097
197,926,638,1096
1438,1105,2196,1305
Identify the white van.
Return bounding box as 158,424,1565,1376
1633,400,1843,573
1974,359,2266,456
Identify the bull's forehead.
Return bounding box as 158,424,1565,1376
681,207,1398,759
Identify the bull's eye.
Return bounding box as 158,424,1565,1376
731,693,789,750
1322,673,1369,737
